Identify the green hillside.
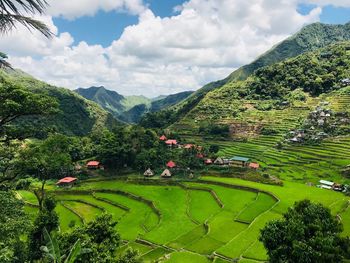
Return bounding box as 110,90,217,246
75,86,152,117
173,42,350,135
1,70,120,136
121,91,194,123
166,22,350,125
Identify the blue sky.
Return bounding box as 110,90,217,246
53,2,350,48
53,0,187,47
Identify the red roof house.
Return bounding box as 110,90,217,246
165,139,177,146
166,161,176,168
249,162,260,169
196,153,204,159
159,135,167,141
204,159,213,165
56,177,77,187
87,161,100,169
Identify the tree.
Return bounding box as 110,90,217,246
0,191,30,263
0,0,52,37
17,134,72,209
0,79,58,133
260,200,350,263
41,228,82,263
59,213,121,263
0,0,52,68
28,195,59,261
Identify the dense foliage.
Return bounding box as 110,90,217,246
0,70,119,137
260,200,350,263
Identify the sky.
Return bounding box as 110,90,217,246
1,0,350,97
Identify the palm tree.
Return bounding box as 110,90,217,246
41,228,82,263
0,0,52,68
0,0,52,37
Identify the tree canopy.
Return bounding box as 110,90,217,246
260,199,350,263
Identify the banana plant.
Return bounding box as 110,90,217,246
41,228,81,263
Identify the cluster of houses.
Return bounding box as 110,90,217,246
341,78,350,87
287,104,339,143
318,180,347,192
56,160,103,187
143,156,260,179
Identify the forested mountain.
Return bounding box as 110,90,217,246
161,22,350,127
120,91,194,123
1,70,119,137
75,86,151,117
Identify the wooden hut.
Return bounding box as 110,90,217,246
229,156,250,167
87,161,100,169
161,169,172,178
214,157,225,165
166,161,176,169
56,177,77,188
249,162,260,169
144,168,154,177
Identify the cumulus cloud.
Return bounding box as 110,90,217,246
46,0,146,19
3,0,343,97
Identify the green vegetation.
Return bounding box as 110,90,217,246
260,200,350,262
1,70,119,137
150,22,350,129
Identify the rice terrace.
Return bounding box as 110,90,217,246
2,1,350,263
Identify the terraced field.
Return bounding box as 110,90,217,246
19,176,348,262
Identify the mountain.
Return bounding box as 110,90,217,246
171,41,350,136
167,22,350,126
119,91,194,123
75,86,151,118
1,70,120,137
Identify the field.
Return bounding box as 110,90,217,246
19,173,349,262
18,94,350,262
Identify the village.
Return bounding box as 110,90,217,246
56,134,260,187
286,102,350,144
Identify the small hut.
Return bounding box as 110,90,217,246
166,161,176,169
214,157,225,165
87,161,100,169
229,156,250,167
56,177,77,188
249,162,260,169
204,159,213,165
144,168,154,177
161,169,172,178
165,139,178,147
159,135,167,141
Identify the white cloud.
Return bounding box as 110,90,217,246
4,0,346,97
46,0,146,20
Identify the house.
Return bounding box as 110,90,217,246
144,168,154,177
184,144,194,149
196,153,204,159
341,78,350,86
165,139,177,146
87,161,100,169
56,177,77,188
249,162,260,169
229,156,250,167
204,159,213,165
319,180,335,190
166,161,176,168
159,135,167,141
161,169,172,178
214,157,225,165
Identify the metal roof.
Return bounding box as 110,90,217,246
230,156,250,162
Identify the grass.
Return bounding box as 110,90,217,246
163,251,211,263
55,203,82,231
20,174,349,262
